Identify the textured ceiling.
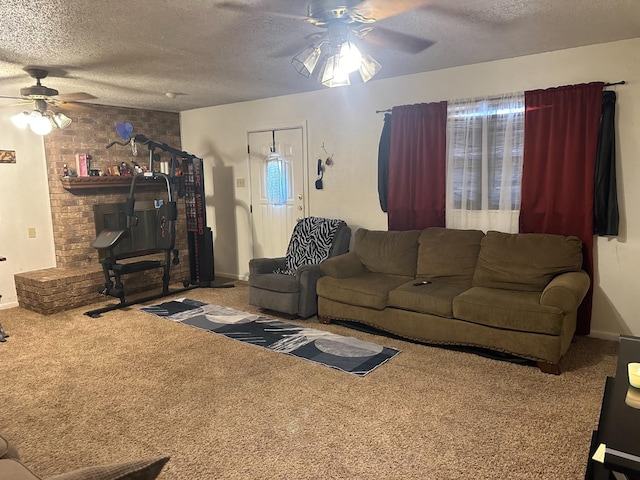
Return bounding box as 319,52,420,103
1,0,639,113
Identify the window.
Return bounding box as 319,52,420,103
446,93,525,232
265,152,288,205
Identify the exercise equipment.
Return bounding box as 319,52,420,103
85,134,230,318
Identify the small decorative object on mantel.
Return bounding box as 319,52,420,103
119,162,133,176
106,165,121,176
75,153,89,177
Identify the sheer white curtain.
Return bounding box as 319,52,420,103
445,93,525,233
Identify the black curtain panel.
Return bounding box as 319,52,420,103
593,90,620,236
377,113,392,213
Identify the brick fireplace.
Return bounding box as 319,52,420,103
14,104,190,314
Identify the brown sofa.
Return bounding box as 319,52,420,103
316,228,590,374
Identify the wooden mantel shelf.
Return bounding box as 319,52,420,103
60,176,164,191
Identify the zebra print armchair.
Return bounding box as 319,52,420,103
248,217,351,318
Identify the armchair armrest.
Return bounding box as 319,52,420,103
540,270,590,313
319,252,366,278
249,257,286,275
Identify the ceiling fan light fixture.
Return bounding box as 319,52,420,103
293,40,380,87
28,111,53,135
52,112,72,129
10,112,31,129
338,41,363,73
358,53,382,83
10,108,71,135
292,45,323,78
320,53,351,88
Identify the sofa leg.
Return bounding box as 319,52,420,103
318,315,332,325
537,361,561,375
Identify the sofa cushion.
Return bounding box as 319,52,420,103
453,287,565,335
47,456,170,480
248,272,299,293
416,228,484,285
0,456,169,480
0,459,41,480
317,273,412,310
472,231,583,292
388,281,470,318
353,229,421,277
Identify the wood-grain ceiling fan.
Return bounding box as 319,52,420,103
222,0,437,86
287,0,436,53
0,66,95,111
1,67,96,134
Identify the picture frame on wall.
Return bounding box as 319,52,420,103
0,150,16,163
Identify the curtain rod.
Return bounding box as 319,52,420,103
376,81,627,113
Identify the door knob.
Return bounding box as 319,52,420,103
297,206,303,210
297,194,303,200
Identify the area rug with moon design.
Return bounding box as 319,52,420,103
141,298,400,376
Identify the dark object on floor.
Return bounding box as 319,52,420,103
0,323,8,342
333,320,533,367
586,335,640,479
86,136,226,318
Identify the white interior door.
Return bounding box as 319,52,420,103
248,127,306,259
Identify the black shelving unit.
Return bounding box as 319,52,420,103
182,157,214,287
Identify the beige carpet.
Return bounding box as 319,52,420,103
0,281,618,479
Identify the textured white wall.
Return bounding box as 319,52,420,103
181,37,640,339
0,106,56,308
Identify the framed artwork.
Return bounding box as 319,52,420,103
0,150,16,163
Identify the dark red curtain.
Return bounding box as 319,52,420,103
520,82,604,335
387,102,447,230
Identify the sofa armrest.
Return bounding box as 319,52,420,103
320,252,366,278
295,263,322,280
540,271,590,312
249,257,286,275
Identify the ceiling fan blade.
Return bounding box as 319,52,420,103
0,95,23,100
351,0,437,22
57,92,97,103
361,26,435,54
272,33,328,58
218,1,317,23
55,102,95,111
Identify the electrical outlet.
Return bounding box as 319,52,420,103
236,178,246,188
28,227,36,238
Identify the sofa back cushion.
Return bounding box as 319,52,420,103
354,228,421,277
472,231,583,291
416,228,484,285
